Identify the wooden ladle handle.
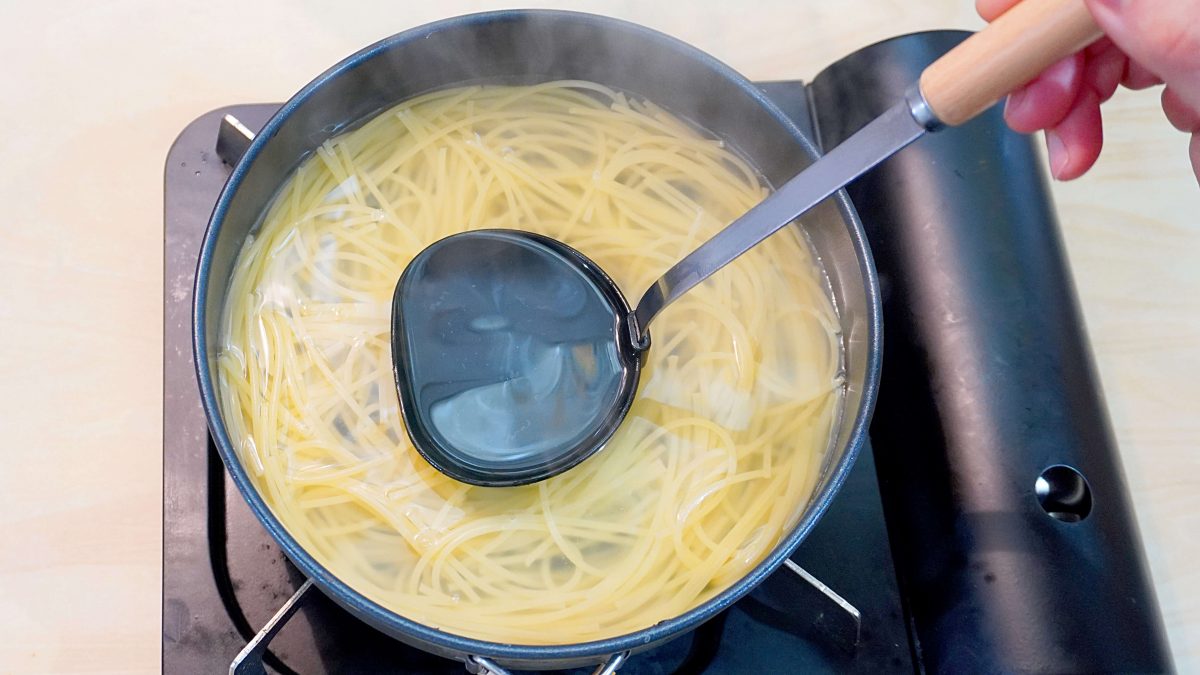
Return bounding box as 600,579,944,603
919,0,1103,126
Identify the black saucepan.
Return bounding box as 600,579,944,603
194,10,881,670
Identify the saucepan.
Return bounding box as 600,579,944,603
194,10,880,670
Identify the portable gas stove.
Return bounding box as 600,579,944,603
164,31,1172,674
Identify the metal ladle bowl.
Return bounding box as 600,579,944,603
391,230,643,486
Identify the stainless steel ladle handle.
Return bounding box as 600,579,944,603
630,101,925,337
631,167,843,339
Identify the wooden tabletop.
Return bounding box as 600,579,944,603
0,1,1195,672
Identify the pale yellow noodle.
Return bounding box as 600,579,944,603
217,82,843,644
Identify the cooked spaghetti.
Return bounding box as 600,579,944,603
217,81,842,644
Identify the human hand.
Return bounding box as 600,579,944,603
978,0,1200,184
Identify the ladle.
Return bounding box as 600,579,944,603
392,0,1103,486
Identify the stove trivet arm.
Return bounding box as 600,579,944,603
467,650,629,675
783,559,862,648
229,578,316,675
217,114,256,166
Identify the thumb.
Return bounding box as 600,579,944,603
1084,0,1200,110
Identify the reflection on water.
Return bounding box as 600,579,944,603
396,230,627,472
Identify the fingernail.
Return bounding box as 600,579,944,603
1004,89,1029,121
1046,130,1070,179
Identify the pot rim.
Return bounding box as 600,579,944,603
192,8,882,663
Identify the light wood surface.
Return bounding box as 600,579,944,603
920,0,1101,125
0,1,1195,672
